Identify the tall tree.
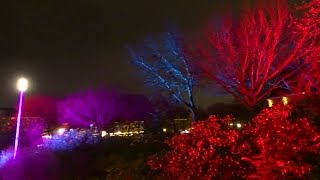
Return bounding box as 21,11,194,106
198,0,319,108
57,89,121,127
129,31,201,121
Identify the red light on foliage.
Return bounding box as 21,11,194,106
148,105,320,179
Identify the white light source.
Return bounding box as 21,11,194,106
41,134,52,139
229,123,233,126
16,78,28,92
163,128,167,132
282,96,288,105
101,131,107,137
57,128,66,135
267,99,273,107
236,123,242,128
181,130,189,134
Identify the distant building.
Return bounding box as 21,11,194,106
0,108,16,133
173,118,191,132
104,121,144,136
266,93,304,107
161,118,192,134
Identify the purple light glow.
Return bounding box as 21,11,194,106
0,148,13,168
13,91,24,160
57,88,152,128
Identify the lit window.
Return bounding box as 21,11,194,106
236,123,242,128
282,96,288,105
267,99,273,107
101,131,107,137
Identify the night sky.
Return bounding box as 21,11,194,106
0,1,237,107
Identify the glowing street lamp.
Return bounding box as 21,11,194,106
16,78,28,92
236,123,242,128
13,77,28,160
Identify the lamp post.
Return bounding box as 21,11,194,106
13,77,28,160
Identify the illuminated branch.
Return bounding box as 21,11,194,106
286,0,320,94
199,0,319,107
129,31,200,121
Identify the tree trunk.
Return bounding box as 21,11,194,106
188,85,197,122
189,106,197,122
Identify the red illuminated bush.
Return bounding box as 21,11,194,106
148,105,320,179
148,115,252,179
239,105,320,179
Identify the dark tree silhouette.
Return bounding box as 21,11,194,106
58,89,121,127
113,93,153,122
57,89,151,127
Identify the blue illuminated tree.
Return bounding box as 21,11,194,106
128,31,201,121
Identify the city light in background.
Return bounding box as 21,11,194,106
236,123,242,128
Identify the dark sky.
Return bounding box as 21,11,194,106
0,1,236,107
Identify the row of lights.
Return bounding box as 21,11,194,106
42,128,145,140
161,123,242,135
230,123,242,128
162,128,190,134
103,130,144,137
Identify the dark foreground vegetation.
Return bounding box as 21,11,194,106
0,136,166,180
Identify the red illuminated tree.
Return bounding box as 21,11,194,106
148,105,320,179
287,0,320,94
296,0,320,39
198,0,319,108
288,61,320,94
